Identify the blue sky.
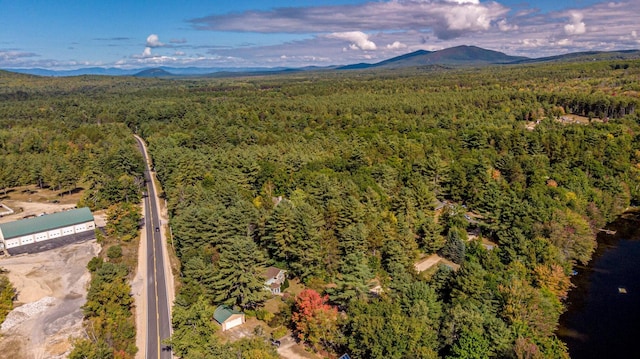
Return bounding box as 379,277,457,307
1,0,638,69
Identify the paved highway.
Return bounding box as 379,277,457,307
135,135,172,359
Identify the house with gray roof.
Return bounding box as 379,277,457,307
263,266,286,294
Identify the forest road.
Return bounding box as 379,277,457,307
134,135,173,359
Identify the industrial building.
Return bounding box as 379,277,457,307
0,207,95,253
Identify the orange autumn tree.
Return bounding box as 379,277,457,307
534,263,572,300
291,289,338,351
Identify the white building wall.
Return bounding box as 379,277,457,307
61,226,75,236
35,232,49,242
3,218,95,250
5,238,20,248
20,235,35,245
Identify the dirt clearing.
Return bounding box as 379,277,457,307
0,189,104,356
0,240,99,359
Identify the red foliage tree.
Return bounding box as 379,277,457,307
291,289,338,350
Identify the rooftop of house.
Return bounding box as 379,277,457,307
263,266,284,280
0,207,93,239
213,305,243,324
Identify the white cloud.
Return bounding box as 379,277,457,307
131,47,154,59
7,0,640,70
386,41,407,49
190,1,509,40
556,38,572,46
146,34,164,47
564,12,586,35
0,50,38,61
497,19,518,32
442,3,492,32
519,38,548,48
328,31,377,50
129,34,167,60
444,0,480,4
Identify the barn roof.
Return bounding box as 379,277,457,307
0,207,94,239
213,305,242,324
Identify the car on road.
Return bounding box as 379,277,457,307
155,227,160,232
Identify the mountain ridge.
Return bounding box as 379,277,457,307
3,46,640,77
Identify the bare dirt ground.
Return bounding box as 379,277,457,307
277,336,320,359
0,187,103,359
414,254,443,273
414,253,460,275
0,185,83,225
0,240,100,359
218,317,320,359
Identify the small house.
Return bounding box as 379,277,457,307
263,266,286,294
214,305,245,331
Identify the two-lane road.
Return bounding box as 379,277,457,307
135,135,172,359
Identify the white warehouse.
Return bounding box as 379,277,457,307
0,207,95,251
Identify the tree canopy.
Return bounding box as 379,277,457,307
2,58,640,358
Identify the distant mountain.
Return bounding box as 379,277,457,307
338,46,528,70
7,67,139,77
4,66,293,77
134,68,175,78
419,45,528,65
3,46,639,77
511,49,640,64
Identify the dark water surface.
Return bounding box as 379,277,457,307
558,211,640,358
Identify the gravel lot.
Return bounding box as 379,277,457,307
0,240,99,359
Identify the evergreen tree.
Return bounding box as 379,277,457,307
291,202,324,280
168,296,227,359
441,227,467,264
329,252,373,307
263,199,297,262
211,236,270,310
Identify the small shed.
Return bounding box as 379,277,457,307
214,305,245,331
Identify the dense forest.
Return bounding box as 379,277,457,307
0,73,147,358
1,58,640,358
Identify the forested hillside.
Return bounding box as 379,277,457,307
1,59,640,358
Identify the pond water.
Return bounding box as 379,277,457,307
558,211,640,358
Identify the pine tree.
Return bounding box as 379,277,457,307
263,199,297,262
441,227,467,264
292,202,324,280
168,296,227,359
262,200,323,280
329,252,373,307
211,236,270,310
182,256,217,299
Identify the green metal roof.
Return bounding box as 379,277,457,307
213,305,242,324
0,207,94,240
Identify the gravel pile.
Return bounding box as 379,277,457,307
1,296,57,331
